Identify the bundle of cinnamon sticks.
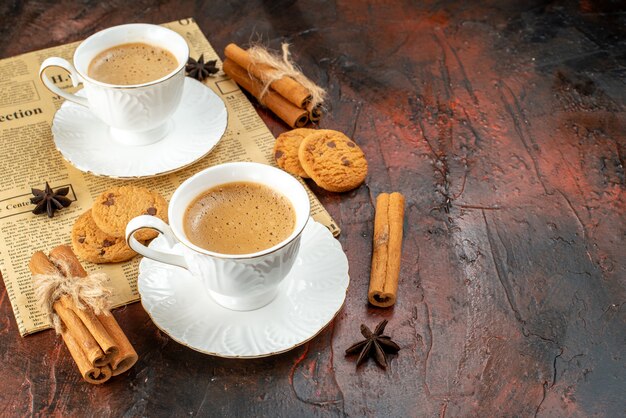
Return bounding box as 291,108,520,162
29,245,137,384
223,43,322,128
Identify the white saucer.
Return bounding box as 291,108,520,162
137,220,349,358
51,78,228,178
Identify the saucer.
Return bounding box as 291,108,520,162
137,219,350,358
51,77,228,178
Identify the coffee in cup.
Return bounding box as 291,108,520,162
39,24,189,146
125,162,311,311
184,181,296,255
88,42,178,86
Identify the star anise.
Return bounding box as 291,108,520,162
345,320,400,368
30,182,72,218
185,55,219,81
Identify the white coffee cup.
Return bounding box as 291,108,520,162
125,162,311,311
39,23,189,146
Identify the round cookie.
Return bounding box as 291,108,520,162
72,210,139,264
273,128,318,178
91,186,168,241
298,130,368,192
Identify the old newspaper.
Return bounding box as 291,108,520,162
0,18,339,336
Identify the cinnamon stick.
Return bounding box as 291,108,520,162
49,245,88,277
307,102,322,123
61,326,112,385
29,251,111,383
368,192,405,307
224,43,312,108
58,296,117,366
48,246,117,364
54,299,107,365
30,246,138,383
49,246,138,376
97,313,138,376
223,59,309,128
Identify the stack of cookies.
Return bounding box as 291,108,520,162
274,129,368,192
71,186,168,264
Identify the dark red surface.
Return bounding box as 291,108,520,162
1,1,624,416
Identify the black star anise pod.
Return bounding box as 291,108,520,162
185,54,219,81
345,319,400,368
30,182,72,218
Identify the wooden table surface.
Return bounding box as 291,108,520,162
1,1,624,416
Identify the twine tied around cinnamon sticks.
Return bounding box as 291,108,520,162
30,246,138,384
247,43,326,110
33,263,111,334
223,43,326,127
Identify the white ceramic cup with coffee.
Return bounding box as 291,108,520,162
39,23,189,146
125,162,311,311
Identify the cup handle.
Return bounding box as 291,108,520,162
39,57,90,107
125,215,189,270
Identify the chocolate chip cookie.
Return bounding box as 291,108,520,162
91,186,168,241
71,210,139,263
298,130,368,192
273,128,318,178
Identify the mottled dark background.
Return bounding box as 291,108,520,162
1,1,625,416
